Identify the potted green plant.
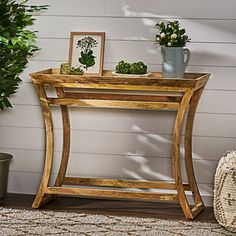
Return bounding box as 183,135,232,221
115,60,148,74
0,0,47,198
155,20,191,78
113,60,149,77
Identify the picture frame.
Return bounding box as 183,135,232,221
69,32,105,76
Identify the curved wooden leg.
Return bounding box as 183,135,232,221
54,88,71,187
172,89,194,219
184,88,205,216
32,85,54,208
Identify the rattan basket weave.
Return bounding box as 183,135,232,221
214,151,236,232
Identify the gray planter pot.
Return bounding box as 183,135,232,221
161,46,190,78
0,153,13,199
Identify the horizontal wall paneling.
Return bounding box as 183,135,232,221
3,0,236,206
0,127,233,161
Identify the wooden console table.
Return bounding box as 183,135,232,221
30,69,210,219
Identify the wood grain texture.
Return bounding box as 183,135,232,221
53,88,71,187
45,187,179,201
9,82,236,114
32,85,54,208
172,89,195,219
47,98,180,110
191,202,205,218
63,177,191,190
63,92,182,103
21,61,236,92
185,88,205,206
30,69,209,219
30,69,208,90
7,171,214,206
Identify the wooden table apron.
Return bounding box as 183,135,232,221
30,69,210,219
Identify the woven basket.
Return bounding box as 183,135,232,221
214,150,236,232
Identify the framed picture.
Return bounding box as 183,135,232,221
69,32,105,76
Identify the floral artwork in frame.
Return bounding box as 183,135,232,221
69,32,105,75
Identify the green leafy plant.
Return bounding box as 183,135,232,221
60,62,71,75
69,66,84,75
130,62,147,74
155,20,190,47
60,62,84,75
115,60,147,74
0,0,47,110
76,36,98,70
115,60,131,74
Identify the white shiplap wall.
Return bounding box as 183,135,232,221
1,0,236,206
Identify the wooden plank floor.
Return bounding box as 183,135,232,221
0,193,217,223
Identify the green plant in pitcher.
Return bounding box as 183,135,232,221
76,36,98,70
155,20,190,47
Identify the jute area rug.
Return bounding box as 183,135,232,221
0,207,234,236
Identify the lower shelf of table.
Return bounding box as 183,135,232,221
45,186,179,201
63,177,191,191
45,177,194,202
32,177,205,219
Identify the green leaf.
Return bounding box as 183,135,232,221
0,36,9,45
2,97,12,108
0,0,47,110
0,101,4,111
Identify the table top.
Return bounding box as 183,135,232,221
30,68,210,91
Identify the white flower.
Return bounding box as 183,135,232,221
171,33,177,39
167,42,172,46
160,32,166,38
